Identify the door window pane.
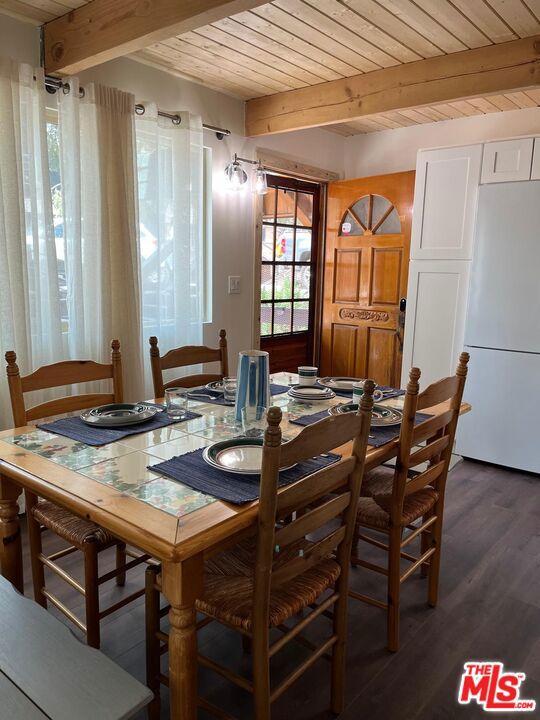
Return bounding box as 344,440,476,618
276,188,295,224
262,188,276,223
262,225,275,261
294,266,310,299
295,229,312,262
296,193,313,226
293,302,309,332
260,304,272,336
261,264,273,301
273,302,292,334
275,227,294,261
274,264,293,299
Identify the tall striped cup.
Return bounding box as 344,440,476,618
235,350,271,423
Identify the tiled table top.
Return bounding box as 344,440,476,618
1,374,391,519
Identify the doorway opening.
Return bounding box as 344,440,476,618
257,174,322,373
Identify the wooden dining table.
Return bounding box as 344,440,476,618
0,372,470,719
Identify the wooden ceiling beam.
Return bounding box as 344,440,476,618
43,0,270,75
245,35,540,136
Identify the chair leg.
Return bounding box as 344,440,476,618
252,626,271,720
84,539,101,649
115,542,127,587
387,524,402,653
420,512,432,578
25,492,47,609
145,565,162,720
427,505,444,608
331,587,349,714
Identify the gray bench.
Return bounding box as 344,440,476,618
0,575,152,720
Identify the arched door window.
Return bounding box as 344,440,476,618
340,194,401,236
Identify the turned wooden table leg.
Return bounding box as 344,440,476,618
0,474,23,592
161,554,204,720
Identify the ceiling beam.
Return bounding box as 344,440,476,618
43,0,270,75
245,36,540,137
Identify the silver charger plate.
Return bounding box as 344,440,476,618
205,381,224,393
203,437,295,475
319,377,361,391
80,403,158,428
328,403,403,427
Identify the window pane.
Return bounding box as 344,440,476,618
340,210,363,236
260,304,272,336
262,225,274,261
275,227,294,261
295,228,312,262
293,301,309,332
294,266,310,299
296,193,313,226
376,207,401,234
276,188,295,225
274,264,293,299
261,264,273,301
262,187,276,223
273,302,292,334
351,196,369,228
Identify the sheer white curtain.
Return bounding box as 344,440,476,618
58,80,144,400
0,59,63,428
136,105,204,397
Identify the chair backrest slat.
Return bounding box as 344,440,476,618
274,492,352,549
5,341,123,428
149,330,228,397
417,375,460,410
408,435,450,467
403,460,445,496
271,526,347,589
252,382,375,630
276,456,356,517
412,409,455,446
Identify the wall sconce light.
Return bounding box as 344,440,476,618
224,153,268,194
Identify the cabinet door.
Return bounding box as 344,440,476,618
401,259,470,388
481,138,534,183
532,138,540,180
411,145,482,260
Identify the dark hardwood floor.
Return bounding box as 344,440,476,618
19,459,540,719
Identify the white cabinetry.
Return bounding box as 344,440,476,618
410,145,482,261
532,138,540,180
401,260,470,388
481,138,534,183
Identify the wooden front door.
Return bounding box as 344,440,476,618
321,171,415,387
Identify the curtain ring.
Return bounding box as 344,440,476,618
135,104,145,116
79,87,85,99
62,82,70,94
172,114,181,125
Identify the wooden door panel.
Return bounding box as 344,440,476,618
365,327,399,386
322,171,415,388
333,249,362,303
370,248,402,305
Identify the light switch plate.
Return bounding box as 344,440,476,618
228,276,241,294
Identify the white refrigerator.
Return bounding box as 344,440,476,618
455,181,540,473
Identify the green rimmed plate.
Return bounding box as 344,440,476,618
328,403,402,427
203,437,295,475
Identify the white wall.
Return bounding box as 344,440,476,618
344,108,540,178
0,13,345,368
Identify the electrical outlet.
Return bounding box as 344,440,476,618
228,276,241,294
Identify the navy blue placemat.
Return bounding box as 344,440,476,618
37,410,202,446
186,383,289,406
150,447,341,504
291,410,433,447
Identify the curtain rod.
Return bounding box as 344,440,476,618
43,75,231,140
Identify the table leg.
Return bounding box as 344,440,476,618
0,474,23,592
161,554,204,720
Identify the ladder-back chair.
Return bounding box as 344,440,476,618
145,382,375,720
5,340,149,648
149,329,228,396
350,353,469,652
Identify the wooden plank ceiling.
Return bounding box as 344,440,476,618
3,0,540,134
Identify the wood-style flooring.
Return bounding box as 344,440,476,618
18,459,540,719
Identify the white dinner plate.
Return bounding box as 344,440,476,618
288,385,335,402
328,403,403,427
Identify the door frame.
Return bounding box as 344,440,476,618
251,151,335,366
